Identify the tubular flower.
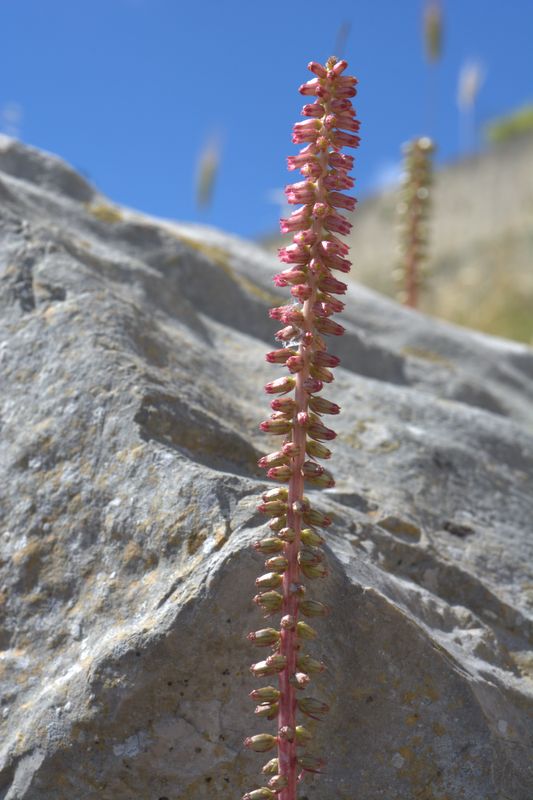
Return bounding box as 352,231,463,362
245,57,360,800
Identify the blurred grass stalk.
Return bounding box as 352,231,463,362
396,137,435,309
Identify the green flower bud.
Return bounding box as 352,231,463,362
278,725,295,742
269,515,288,532
277,526,296,542
300,561,328,579
253,537,284,555
261,758,279,775
255,572,283,590
300,599,329,618
280,614,296,629
296,621,317,640
297,654,325,674
250,660,278,678
261,487,289,502
298,547,323,566
297,753,326,773
268,774,289,791
255,702,279,720
248,628,281,647
264,555,288,572
244,734,277,753
250,686,280,703
290,671,311,689
253,591,283,615
297,696,330,719
258,500,288,517
265,653,287,672
295,725,313,745
300,527,325,547
242,787,276,800
302,509,332,528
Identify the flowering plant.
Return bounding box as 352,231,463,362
243,57,360,800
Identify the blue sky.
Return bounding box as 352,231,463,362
1,0,532,239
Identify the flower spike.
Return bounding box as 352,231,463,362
246,56,360,800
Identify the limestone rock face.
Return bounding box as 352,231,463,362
0,136,532,800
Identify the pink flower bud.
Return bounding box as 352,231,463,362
323,213,353,236
314,318,345,336
286,355,305,373
328,190,357,211
303,377,323,394
317,274,347,294
265,347,294,364
287,152,316,170
284,180,315,205
278,243,309,264
298,78,320,96
312,351,340,368
273,267,307,286
301,101,324,117
274,325,300,342
293,229,317,245
297,411,309,427
290,283,313,302
330,130,360,149
244,734,278,753
264,376,295,395
328,151,354,170
259,418,293,435
307,61,328,78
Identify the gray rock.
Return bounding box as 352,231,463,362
0,137,532,800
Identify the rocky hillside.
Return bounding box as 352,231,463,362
0,137,532,799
